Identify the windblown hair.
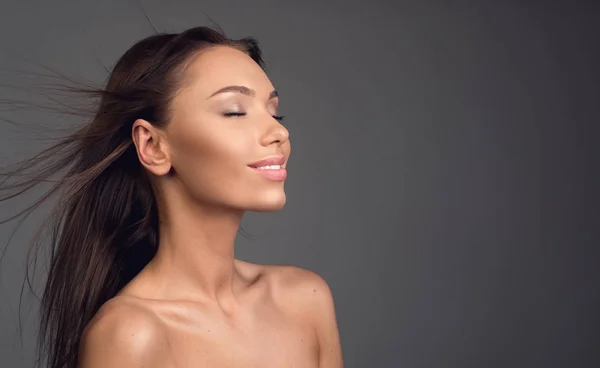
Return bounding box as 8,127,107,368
0,26,265,368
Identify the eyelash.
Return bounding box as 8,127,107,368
223,112,286,122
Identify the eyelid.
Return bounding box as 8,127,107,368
222,111,285,122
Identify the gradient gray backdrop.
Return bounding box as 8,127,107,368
0,1,598,367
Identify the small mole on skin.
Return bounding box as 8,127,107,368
313,289,316,292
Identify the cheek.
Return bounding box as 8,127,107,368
169,124,255,200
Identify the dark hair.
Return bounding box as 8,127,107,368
0,26,265,368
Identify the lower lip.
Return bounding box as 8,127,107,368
248,166,288,181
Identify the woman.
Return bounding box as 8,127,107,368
2,26,343,367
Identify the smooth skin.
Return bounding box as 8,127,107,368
77,46,343,367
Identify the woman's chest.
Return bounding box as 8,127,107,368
160,303,320,368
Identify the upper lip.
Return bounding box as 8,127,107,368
248,155,286,168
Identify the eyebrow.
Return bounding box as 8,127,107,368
207,85,279,100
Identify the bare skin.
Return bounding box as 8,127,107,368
77,46,343,367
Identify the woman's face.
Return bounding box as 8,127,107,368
162,45,291,212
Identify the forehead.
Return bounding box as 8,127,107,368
181,46,274,97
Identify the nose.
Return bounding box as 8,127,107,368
260,116,290,147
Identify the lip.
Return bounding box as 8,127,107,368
247,155,287,181
247,155,286,168
249,166,288,181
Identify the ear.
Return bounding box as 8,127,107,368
131,119,172,176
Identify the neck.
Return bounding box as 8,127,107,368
144,186,245,306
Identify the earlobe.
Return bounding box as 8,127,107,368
131,119,172,176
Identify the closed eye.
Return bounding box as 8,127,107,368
223,112,285,122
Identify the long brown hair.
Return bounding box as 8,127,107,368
0,26,265,368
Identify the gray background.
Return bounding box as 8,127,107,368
0,0,599,367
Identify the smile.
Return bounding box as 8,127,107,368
254,165,282,170
248,165,287,181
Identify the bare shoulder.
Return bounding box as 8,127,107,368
262,264,336,315
236,259,327,292
269,264,330,290
234,259,338,327
264,264,343,366
78,296,170,368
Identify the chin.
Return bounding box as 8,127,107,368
251,192,287,212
